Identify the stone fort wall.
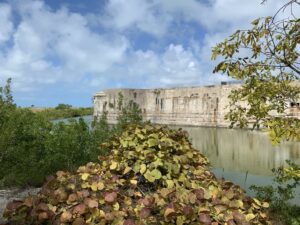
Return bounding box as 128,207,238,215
93,82,300,127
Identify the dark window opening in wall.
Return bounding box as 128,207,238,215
161,99,164,110
143,108,146,113
109,102,114,108
216,97,219,109
103,101,107,111
156,97,159,105
133,92,137,99
290,102,300,108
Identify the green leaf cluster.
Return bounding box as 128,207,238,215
250,160,300,225
0,110,110,187
212,16,300,143
0,79,144,188
212,3,300,223
0,79,112,187
114,93,143,133
4,124,274,225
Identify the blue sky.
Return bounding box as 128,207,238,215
0,0,292,106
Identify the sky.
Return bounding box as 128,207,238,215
0,0,295,107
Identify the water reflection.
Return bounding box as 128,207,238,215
180,126,300,204
180,126,300,176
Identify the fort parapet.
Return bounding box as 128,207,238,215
93,82,300,127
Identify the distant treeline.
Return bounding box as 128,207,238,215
27,103,93,120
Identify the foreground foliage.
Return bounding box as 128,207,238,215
212,2,300,144
250,161,300,225
0,109,107,187
212,1,300,224
4,124,273,225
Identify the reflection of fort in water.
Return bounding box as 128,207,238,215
182,126,300,176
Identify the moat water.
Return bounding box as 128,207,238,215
61,115,300,204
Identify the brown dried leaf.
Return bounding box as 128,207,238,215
73,203,87,215
140,208,151,219
104,192,118,203
123,219,136,225
199,213,212,224
60,211,72,223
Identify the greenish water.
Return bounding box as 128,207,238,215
175,126,300,204
60,116,300,204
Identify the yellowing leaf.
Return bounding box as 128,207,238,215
246,213,256,221
123,166,132,174
113,202,120,210
110,161,118,170
130,180,138,185
140,164,147,174
187,152,193,158
166,180,174,188
81,173,89,181
81,182,89,188
230,200,244,209
97,182,105,190
253,198,262,206
91,182,98,192
262,202,269,208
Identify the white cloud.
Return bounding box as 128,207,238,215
1,0,297,105
90,43,213,88
98,0,292,87
0,3,14,43
102,0,289,37
102,0,172,37
0,0,129,91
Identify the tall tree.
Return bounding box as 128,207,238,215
212,0,300,143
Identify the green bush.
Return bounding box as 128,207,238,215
0,80,103,187
250,161,300,225
0,79,143,188
55,104,73,110
113,92,143,134
0,109,109,187
4,124,273,225
0,108,52,186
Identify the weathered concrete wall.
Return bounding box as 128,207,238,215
93,82,300,127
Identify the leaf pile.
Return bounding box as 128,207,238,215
4,124,273,224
